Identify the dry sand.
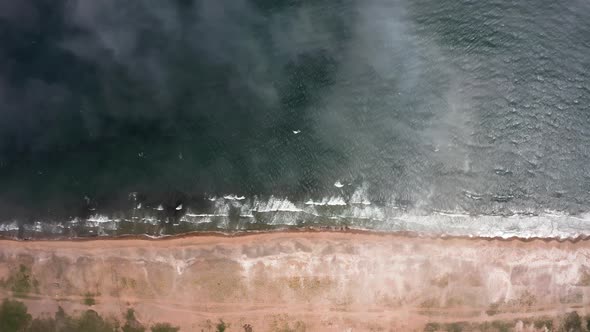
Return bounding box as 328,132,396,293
0,231,589,331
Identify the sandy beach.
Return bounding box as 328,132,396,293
1,231,589,331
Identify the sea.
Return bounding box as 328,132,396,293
0,0,589,239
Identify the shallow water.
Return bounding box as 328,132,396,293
0,0,589,237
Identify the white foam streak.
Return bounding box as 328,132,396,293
350,184,371,205
254,196,301,212
4,192,590,239
223,194,245,200
305,196,347,206
0,221,19,232
87,214,113,223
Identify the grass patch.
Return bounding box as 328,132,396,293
84,292,96,306
270,315,306,332
216,319,229,332
419,298,439,308
446,322,464,332
563,311,582,332
431,274,450,288
1,265,39,297
485,302,500,316
577,268,590,286
121,277,138,289
123,308,145,332
151,322,179,332
534,318,553,330
0,298,32,331
0,300,183,332
423,323,440,332
423,314,577,332
72,310,118,332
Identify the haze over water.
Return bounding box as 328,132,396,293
0,0,589,236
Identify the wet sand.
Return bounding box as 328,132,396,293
1,232,589,331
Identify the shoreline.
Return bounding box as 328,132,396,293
3,228,590,244
4,206,590,241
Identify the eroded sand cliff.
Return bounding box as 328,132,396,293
0,232,589,331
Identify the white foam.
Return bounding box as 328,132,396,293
239,202,255,218
327,196,347,206
254,196,302,212
141,216,160,225
184,213,226,217
143,234,168,239
339,205,385,220
305,196,347,206
433,210,470,218
350,184,371,205
179,214,222,225
91,207,590,239
223,194,246,200
5,193,590,240
0,221,19,232
87,214,113,223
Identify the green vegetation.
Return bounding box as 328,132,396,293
84,292,96,306
126,308,136,321
563,311,582,332
0,299,182,332
5,295,589,332
577,268,590,286
423,312,589,331
446,322,464,332
122,309,145,332
423,323,440,332
120,277,138,289
534,319,553,330
485,302,500,316
216,319,229,332
490,321,511,332
28,317,57,332
1,265,39,297
0,301,116,332
72,310,118,332
277,321,306,332
151,323,180,332
270,317,306,332
0,298,32,331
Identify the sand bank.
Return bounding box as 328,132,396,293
1,232,589,331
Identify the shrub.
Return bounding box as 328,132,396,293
0,299,31,332
28,317,57,332
2,265,39,297
123,308,146,332
151,322,180,332
563,311,582,332
423,323,440,332
216,319,228,332
84,293,96,306
74,310,116,332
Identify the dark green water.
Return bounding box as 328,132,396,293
0,0,589,236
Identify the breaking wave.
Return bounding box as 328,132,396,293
2,185,590,240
